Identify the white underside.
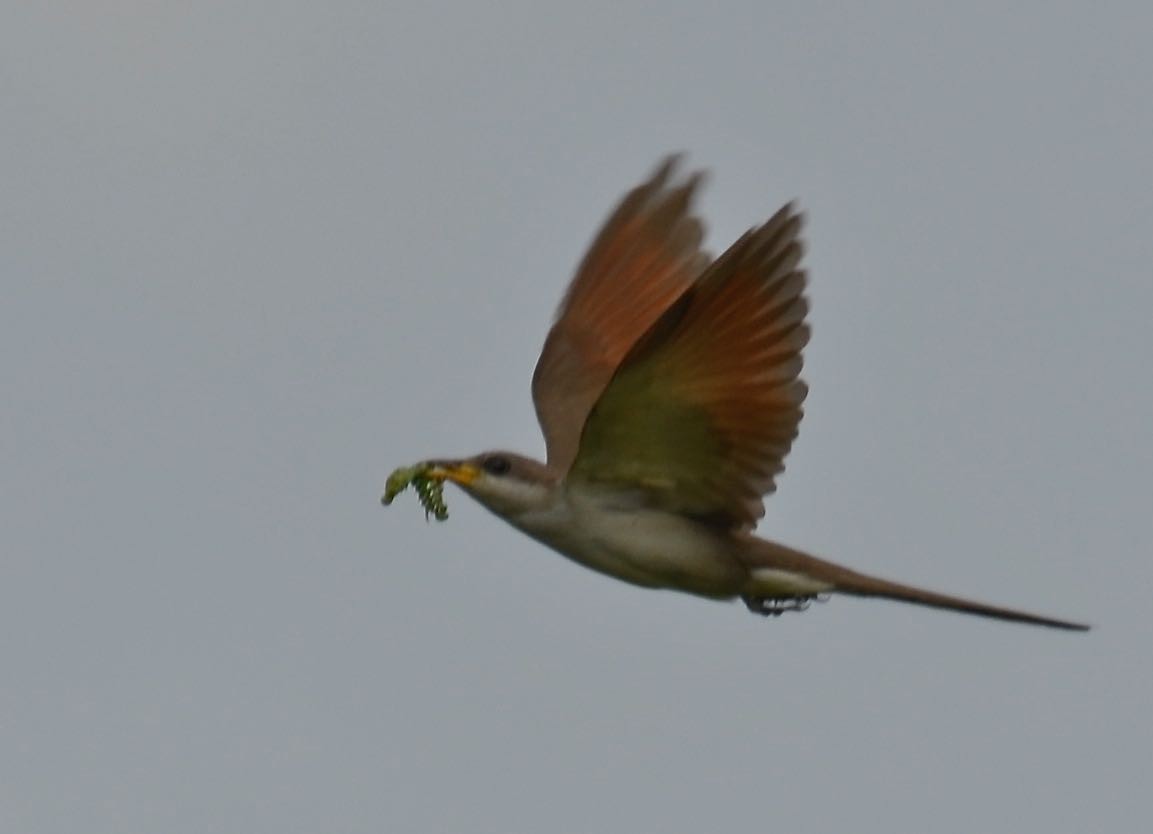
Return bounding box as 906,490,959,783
503,483,832,599
748,568,834,597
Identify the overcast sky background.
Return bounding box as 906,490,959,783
3,3,1151,832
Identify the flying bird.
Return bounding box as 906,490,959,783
387,156,1088,631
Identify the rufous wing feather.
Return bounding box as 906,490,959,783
569,203,810,530
532,156,711,473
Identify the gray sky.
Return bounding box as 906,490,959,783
3,2,1151,832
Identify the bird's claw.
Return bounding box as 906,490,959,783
742,594,819,617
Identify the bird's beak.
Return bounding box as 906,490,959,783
424,461,480,486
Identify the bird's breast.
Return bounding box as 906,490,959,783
508,486,748,597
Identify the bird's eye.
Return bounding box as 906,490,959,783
482,455,511,475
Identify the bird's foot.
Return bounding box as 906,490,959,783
742,594,820,617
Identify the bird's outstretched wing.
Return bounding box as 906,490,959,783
532,156,710,474
568,204,810,531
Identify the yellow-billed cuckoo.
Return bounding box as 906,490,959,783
393,156,1088,631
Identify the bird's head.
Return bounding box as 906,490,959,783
424,452,560,520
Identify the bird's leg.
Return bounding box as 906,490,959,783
742,594,818,617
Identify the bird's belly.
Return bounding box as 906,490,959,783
515,499,748,598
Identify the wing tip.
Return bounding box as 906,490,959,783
645,154,710,208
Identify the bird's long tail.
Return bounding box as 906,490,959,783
738,537,1089,631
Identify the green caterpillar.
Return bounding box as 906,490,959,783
381,463,449,521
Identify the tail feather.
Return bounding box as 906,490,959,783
833,572,1090,631
738,536,1089,631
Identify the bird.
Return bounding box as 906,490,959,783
389,156,1088,631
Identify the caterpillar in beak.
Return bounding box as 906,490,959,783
381,463,449,521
